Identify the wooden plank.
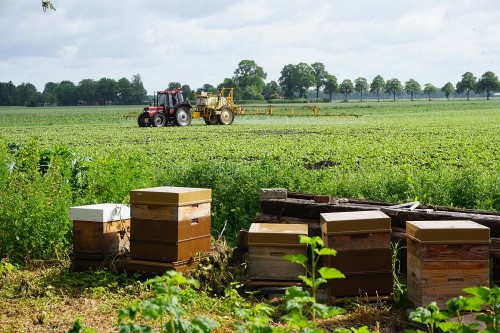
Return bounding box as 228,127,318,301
382,207,500,236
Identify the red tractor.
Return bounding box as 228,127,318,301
137,89,192,127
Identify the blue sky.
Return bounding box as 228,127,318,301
1,0,499,94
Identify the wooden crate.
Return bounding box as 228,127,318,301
248,223,308,281
406,220,490,309
70,203,130,255
129,186,212,262
320,211,393,298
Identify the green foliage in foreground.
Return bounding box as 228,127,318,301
407,286,500,333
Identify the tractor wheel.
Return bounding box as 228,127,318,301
137,113,150,127
204,114,218,125
152,113,166,127
217,107,234,125
174,106,192,126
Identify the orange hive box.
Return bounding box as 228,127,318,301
320,211,393,298
129,186,211,263
406,220,490,309
248,223,308,281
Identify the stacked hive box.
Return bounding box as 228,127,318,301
248,223,308,284
320,211,393,298
406,220,490,309
69,203,130,270
128,186,211,272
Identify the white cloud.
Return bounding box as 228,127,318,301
0,0,499,93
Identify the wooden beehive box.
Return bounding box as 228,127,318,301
406,220,490,309
320,211,393,298
129,186,212,262
248,223,308,281
70,203,130,255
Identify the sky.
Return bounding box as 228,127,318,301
1,0,499,95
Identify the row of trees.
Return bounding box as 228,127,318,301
2,61,499,106
0,74,147,106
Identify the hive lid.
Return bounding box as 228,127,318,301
69,203,130,222
320,211,391,234
248,223,308,246
130,186,212,206
406,220,490,244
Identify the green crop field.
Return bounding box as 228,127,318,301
1,99,500,261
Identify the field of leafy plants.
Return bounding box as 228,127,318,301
0,99,500,332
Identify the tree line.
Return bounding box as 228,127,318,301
0,74,147,107
2,61,499,107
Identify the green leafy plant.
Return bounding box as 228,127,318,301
463,286,500,332
283,235,345,323
391,240,408,308
118,271,217,333
67,318,97,333
407,287,500,333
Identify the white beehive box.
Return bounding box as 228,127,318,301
69,203,130,222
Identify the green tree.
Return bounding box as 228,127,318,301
476,71,500,100
323,74,338,101
279,63,315,99
441,82,455,100
404,79,421,101
354,77,369,101
423,83,438,101
339,79,354,101
131,74,147,104
78,79,98,105
168,82,182,90
233,60,267,100
56,80,77,106
279,64,297,98
263,80,281,100
217,78,237,98
117,78,134,104
385,78,403,101
197,84,217,94
456,72,477,100
311,62,328,99
241,85,265,100
0,81,19,106
370,75,385,101
181,84,192,101
97,78,118,104
42,82,58,105
16,82,41,107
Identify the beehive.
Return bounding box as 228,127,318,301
406,220,490,309
129,186,211,262
248,223,308,281
70,203,130,255
320,211,393,298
